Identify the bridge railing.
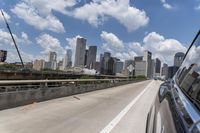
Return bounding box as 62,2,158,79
0,79,130,93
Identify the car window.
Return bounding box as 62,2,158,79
176,32,200,110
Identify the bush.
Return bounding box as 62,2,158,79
135,75,147,80
0,64,18,71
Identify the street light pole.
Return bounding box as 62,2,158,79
1,9,24,68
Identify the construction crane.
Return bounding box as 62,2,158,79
0,9,24,68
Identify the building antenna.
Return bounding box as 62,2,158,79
0,9,24,68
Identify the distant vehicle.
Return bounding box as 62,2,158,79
146,30,200,133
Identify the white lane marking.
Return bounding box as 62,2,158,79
100,80,154,133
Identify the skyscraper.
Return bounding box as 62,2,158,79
100,52,115,75
63,49,72,70
151,59,156,77
116,61,124,73
74,37,86,67
46,51,57,70
86,46,97,69
155,58,161,76
174,52,185,67
143,50,152,78
48,51,57,62
162,63,168,79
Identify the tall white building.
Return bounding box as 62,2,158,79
134,51,153,78
44,51,57,70
74,37,86,67
135,61,146,76
63,49,72,70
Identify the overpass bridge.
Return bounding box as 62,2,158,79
0,79,162,133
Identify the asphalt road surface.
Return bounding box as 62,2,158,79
0,80,162,133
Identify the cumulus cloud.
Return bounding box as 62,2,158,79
24,0,77,15
101,31,124,52
128,42,144,55
0,29,15,46
6,48,36,63
143,32,187,64
160,0,173,10
100,31,186,65
21,32,32,45
11,1,66,33
36,33,65,60
11,0,149,32
0,29,32,46
114,51,137,61
100,31,139,60
73,0,149,31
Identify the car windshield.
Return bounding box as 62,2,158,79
176,32,200,110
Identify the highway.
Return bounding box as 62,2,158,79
0,80,162,133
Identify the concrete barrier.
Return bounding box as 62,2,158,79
0,80,145,110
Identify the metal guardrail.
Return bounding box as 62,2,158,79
0,79,129,85
0,79,131,93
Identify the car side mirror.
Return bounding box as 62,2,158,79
159,83,170,102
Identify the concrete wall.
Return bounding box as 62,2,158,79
0,80,140,110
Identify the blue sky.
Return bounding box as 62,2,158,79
0,0,200,65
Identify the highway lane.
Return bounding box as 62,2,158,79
0,80,162,133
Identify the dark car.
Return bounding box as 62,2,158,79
146,31,200,133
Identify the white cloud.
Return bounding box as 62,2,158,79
143,32,187,65
73,0,149,31
0,29,32,46
36,33,65,60
100,31,139,61
6,49,36,63
160,0,173,10
21,32,32,45
114,51,137,61
0,29,15,46
23,0,77,15
101,31,124,52
11,1,66,33
128,42,144,55
0,9,10,22
11,0,148,32
100,31,186,65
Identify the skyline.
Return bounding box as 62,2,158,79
0,0,200,65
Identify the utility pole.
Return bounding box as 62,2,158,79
1,9,24,68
